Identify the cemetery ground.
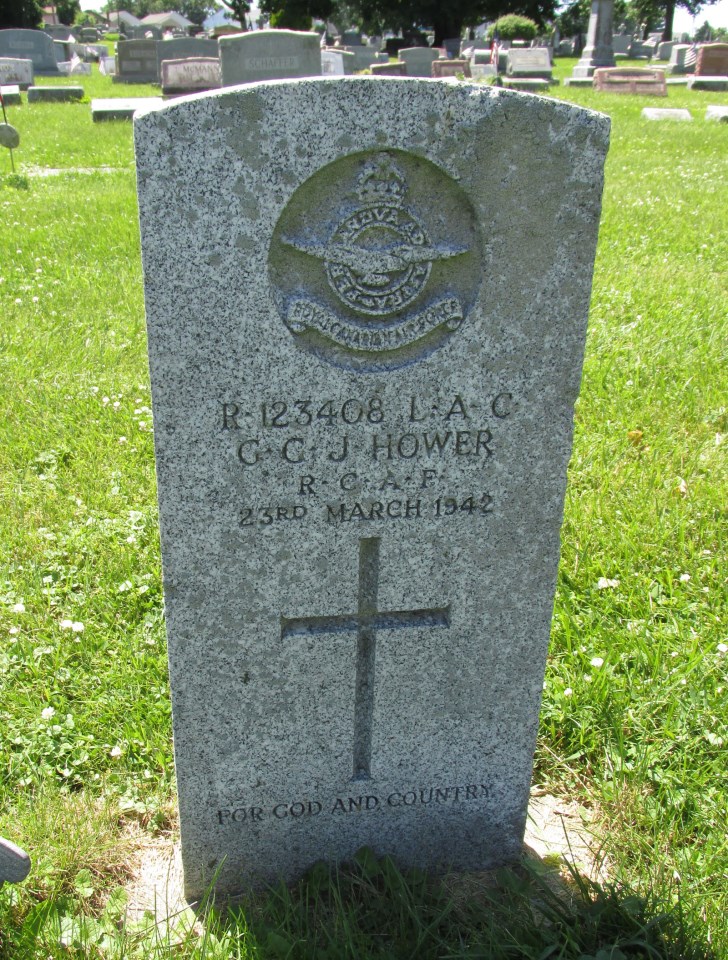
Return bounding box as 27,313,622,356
0,58,726,959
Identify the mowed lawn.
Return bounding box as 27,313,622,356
0,61,726,958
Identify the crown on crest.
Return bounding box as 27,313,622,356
357,154,406,206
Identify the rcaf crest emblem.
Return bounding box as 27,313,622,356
269,150,481,370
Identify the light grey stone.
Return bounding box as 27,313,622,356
470,63,496,80
342,46,383,72
399,47,439,77
114,39,159,83
571,0,616,78
0,837,30,887
27,85,83,102
641,107,692,121
156,37,218,76
92,96,163,120
688,75,728,91
668,44,695,75
161,57,221,95
0,57,33,88
502,77,551,91
706,104,728,121
0,84,21,105
0,29,59,74
611,35,630,55
57,60,91,75
321,50,345,75
134,76,609,901
506,48,553,80
656,41,674,60
220,29,320,86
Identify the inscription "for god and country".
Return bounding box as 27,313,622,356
216,782,491,826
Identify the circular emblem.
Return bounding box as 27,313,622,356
269,150,482,372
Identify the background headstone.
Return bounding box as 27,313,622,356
668,45,696,75
92,96,163,120
571,0,615,79
27,85,83,102
321,50,345,75
0,29,59,75
705,104,728,120
399,47,439,77
115,39,159,83
641,107,691,120
506,48,553,80
156,37,218,76
219,29,320,86
134,76,609,901
594,66,666,94
161,57,221,95
370,61,407,76
431,59,471,78
0,57,33,89
695,43,728,76
0,84,21,106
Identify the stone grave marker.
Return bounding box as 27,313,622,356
695,42,728,75
471,63,496,80
134,77,609,901
92,96,163,120
156,37,218,76
343,46,384,72
161,57,221,95
0,57,33,89
115,39,159,84
370,61,407,76
399,47,439,77
431,59,471,78
321,50,345,75
506,48,553,80
27,85,83,102
611,35,630,55
0,837,30,888
668,45,696,74
656,41,674,60
0,84,21,106
594,67,666,95
219,29,320,86
689,75,728,90
0,29,59,74
706,104,728,121
641,107,691,121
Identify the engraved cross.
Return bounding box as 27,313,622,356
281,537,450,781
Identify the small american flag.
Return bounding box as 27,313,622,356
490,30,500,70
69,53,83,74
684,42,698,67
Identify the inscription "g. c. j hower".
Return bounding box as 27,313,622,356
217,782,490,826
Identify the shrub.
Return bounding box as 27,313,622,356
487,15,539,41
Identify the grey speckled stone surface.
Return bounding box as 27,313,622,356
134,77,609,901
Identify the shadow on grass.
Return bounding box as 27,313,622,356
205,847,714,960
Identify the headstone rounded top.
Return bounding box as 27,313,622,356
0,122,20,149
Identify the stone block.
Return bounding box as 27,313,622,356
27,85,84,102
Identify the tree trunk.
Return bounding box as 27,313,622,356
662,0,674,41
432,12,463,47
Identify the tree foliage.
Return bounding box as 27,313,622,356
260,0,333,30
55,0,80,25
487,14,538,38
338,0,555,46
218,0,251,27
0,0,43,28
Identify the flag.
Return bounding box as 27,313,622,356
99,56,107,76
490,30,500,71
684,42,698,67
69,53,82,75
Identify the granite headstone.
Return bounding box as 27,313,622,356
156,37,218,76
0,57,33,89
161,57,221,95
505,48,553,80
115,39,159,83
0,29,59,74
219,29,320,86
134,76,609,901
695,42,728,76
399,47,439,77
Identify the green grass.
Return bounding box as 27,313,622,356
0,64,726,958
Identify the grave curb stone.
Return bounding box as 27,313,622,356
91,96,164,120
27,85,84,102
705,104,728,121
687,75,728,91
502,77,551,91
641,107,692,121
133,76,610,901
0,84,21,105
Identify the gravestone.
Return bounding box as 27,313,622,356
134,77,610,900
27,85,83,102
115,39,159,83
0,84,21,105
431,59,471,78
571,0,615,78
92,96,163,120
399,47,439,77
688,75,728,90
156,37,218,76
0,837,31,888
611,35,630,55
219,29,320,86
641,107,691,120
506,48,554,80
321,50,345,75
0,57,33,89
161,57,221,95
594,66,666,95
0,29,59,74
371,61,407,76
343,46,384,72
668,45,696,74
706,104,728,121
656,41,674,60
471,63,496,80
694,42,728,76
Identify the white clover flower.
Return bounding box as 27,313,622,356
564,687,573,697
717,643,727,655
679,573,691,582
41,707,55,720
597,578,619,590
110,745,122,758
60,619,73,630
590,656,604,668
12,602,25,613
71,621,84,633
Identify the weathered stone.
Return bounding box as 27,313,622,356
431,59,471,78
219,29,320,86
0,29,59,74
92,96,163,120
0,84,21,105
593,67,666,95
134,77,609,901
695,42,728,76
706,104,728,121
656,41,674,60
470,63,496,80
571,0,615,78
321,50,345,75
156,37,219,76
0,57,33,88
161,57,221,95
370,61,407,76
114,39,159,84
502,77,550,92
27,85,84,102
668,45,696,75
0,837,30,887
506,48,553,80
399,47,439,77
641,107,692,121
688,75,728,91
